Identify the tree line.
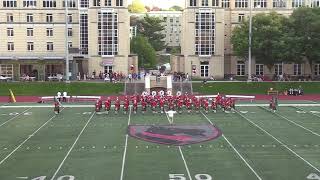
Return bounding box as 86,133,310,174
231,7,320,76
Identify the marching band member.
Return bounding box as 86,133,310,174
115,98,121,114
141,99,147,114
105,98,111,114
54,101,60,114
95,100,101,112
133,99,138,114
211,99,217,113
123,98,129,114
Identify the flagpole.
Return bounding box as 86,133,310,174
65,0,70,82
248,0,252,81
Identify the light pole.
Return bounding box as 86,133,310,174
248,0,253,81
64,0,70,82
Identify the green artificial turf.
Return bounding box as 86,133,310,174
0,105,319,180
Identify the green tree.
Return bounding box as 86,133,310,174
285,7,320,76
137,15,167,51
131,35,157,68
128,0,146,13
231,12,288,69
169,5,183,11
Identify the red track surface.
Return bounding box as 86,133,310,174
1,94,320,103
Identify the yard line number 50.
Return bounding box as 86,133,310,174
169,174,212,180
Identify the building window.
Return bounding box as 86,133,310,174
47,42,54,51
80,13,88,54
68,28,73,37
311,0,320,7
3,0,17,7
7,28,14,37
294,64,302,75
238,14,245,22
0,64,13,78
43,0,56,7
235,0,248,8
116,0,123,6
63,0,76,8
255,64,264,75
7,13,14,22
254,0,267,7
27,28,34,36
27,13,34,23
190,0,197,6
202,0,209,6
237,61,245,76
212,0,219,6
200,62,209,77
195,10,215,55
292,0,304,7
67,14,73,23
80,0,89,7
221,0,230,7
314,64,320,76
105,0,111,6
93,0,101,6
273,0,286,7
46,14,53,23
104,66,113,74
27,42,34,51
274,63,283,75
7,42,14,51
23,0,37,7
46,28,53,36
98,11,118,56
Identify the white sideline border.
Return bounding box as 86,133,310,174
1,103,320,108
235,110,320,173
200,112,262,180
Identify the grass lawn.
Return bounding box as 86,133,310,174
0,81,320,96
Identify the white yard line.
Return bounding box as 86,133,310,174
260,106,320,137
235,110,320,173
50,111,96,180
294,106,320,118
178,146,193,180
164,113,193,180
120,107,131,180
0,107,32,127
0,108,64,166
200,112,262,180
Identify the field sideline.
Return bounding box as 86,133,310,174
0,102,319,180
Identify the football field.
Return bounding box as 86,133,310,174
0,102,320,180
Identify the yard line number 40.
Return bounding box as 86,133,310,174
169,174,212,180
31,175,74,180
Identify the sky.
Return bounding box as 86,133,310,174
128,0,184,9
